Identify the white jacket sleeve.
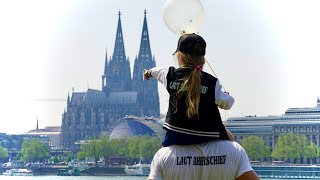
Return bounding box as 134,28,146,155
215,80,235,110
149,67,168,88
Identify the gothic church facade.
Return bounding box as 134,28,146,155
61,11,160,150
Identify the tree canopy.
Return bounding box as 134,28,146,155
240,135,270,161
20,139,49,162
77,135,161,164
0,145,9,162
272,133,319,161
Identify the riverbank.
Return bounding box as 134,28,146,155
0,166,126,176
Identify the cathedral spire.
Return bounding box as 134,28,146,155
36,117,39,132
132,10,160,117
104,47,108,75
133,10,155,86
102,47,108,91
112,11,126,61
138,9,152,59
104,11,132,92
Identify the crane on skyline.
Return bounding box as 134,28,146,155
34,99,67,102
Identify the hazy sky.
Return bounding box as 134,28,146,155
0,0,320,134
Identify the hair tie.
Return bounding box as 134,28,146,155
195,65,202,71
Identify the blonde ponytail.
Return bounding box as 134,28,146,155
175,52,205,119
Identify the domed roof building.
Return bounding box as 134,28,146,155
109,116,164,139
110,121,154,139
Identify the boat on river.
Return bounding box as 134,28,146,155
57,168,80,176
124,162,150,176
2,168,33,176
253,165,320,179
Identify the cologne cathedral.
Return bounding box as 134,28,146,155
61,11,160,150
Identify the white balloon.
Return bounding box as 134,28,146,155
163,0,205,36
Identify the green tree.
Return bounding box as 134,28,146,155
127,136,161,163
0,145,9,162
76,135,161,165
272,133,296,159
76,151,87,161
138,136,151,160
295,135,309,159
304,142,319,160
148,136,162,155
127,136,141,160
77,139,101,164
64,152,74,163
53,156,59,164
110,138,129,159
240,136,270,161
139,136,161,163
272,133,313,162
98,135,115,166
20,139,49,163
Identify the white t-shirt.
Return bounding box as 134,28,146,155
148,140,253,180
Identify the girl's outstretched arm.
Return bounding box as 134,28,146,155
215,80,235,110
143,67,168,87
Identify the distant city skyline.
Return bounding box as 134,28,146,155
0,0,320,134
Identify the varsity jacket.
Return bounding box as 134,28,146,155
163,66,228,139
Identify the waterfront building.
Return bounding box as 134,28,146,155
61,10,160,150
0,133,50,161
26,120,61,149
225,98,320,163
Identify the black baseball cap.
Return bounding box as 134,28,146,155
174,33,206,56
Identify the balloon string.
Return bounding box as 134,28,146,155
205,59,227,92
205,59,228,121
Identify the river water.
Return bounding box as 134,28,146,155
0,176,145,180
0,176,309,180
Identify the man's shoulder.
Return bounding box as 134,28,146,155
200,140,241,147
156,146,177,155
159,141,243,152
197,141,245,153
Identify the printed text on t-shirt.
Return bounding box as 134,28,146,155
176,155,226,166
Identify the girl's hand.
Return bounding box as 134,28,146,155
143,69,152,80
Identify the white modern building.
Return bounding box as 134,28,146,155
225,98,320,162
